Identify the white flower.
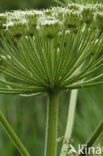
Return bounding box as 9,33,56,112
3,21,14,31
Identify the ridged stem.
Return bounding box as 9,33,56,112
44,91,59,156
0,110,30,156
60,89,78,156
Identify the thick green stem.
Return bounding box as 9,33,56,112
0,110,30,156
80,120,103,156
44,91,59,156
60,89,78,156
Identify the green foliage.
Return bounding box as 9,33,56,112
0,94,46,156
0,87,103,156
73,87,103,154
0,0,53,11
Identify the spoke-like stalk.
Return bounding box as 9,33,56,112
60,89,78,156
0,110,30,156
44,91,59,156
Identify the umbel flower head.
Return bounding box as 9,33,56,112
0,26,103,96
1,4,103,36
0,4,103,96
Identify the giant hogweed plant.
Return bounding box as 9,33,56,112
0,2,103,156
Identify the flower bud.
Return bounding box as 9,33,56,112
37,16,63,38
81,5,96,24
64,9,82,31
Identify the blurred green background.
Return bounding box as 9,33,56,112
0,0,103,156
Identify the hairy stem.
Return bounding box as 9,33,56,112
60,89,78,156
0,110,30,156
80,120,103,156
44,91,59,156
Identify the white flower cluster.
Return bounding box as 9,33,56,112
0,3,103,37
